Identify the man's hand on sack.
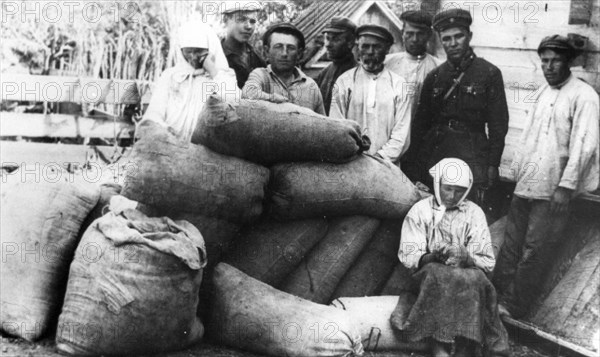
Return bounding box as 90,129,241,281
550,186,572,215
270,93,289,103
374,152,394,169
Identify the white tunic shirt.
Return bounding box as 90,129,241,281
384,52,441,116
399,196,496,274
142,62,239,142
330,66,412,163
511,75,599,199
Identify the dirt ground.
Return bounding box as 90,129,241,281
1,333,554,357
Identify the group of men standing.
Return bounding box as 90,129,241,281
143,4,599,356
218,6,515,196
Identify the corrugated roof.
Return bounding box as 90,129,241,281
293,1,365,45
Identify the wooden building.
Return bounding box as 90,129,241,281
294,0,405,78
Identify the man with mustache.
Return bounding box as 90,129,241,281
221,2,266,89
385,10,441,116
315,16,357,115
493,35,599,319
330,24,412,165
242,23,325,114
407,9,509,204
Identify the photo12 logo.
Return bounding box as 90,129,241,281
438,1,541,24
1,1,141,24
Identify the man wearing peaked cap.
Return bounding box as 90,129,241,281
406,7,509,209
330,23,413,165
356,24,394,43
537,34,585,62
242,23,325,115
432,8,472,32
221,1,266,88
493,34,598,321
316,16,358,115
385,10,442,118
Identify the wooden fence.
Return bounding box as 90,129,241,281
0,74,155,168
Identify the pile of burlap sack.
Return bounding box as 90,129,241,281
2,97,486,356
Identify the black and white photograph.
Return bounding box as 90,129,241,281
1,1,598,356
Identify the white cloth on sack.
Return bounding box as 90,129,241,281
142,21,239,142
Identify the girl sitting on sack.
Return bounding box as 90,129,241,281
392,158,510,357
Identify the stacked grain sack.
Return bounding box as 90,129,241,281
50,114,270,355
49,96,425,356
56,199,207,356
1,166,100,341
195,97,425,355
121,119,271,268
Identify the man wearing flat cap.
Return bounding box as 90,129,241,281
493,35,599,319
330,24,412,164
406,8,509,205
242,23,325,114
316,16,358,115
221,1,266,88
385,10,442,116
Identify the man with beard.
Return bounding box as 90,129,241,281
242,23,325,114
315,16,357,115
329,24,412,165
408,9,509,202
493,35,599,319
385,10,441,115
221,2,266,89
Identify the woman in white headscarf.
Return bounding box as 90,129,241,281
142,21,239,142
392,158,509,357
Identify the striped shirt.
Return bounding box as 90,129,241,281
242,65,325,115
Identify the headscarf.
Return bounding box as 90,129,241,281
429,158,473,226
172,20,230,81
142,20,237,142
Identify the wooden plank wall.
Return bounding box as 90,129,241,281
438,0,600,179
530,209,600,351
488,211,599,353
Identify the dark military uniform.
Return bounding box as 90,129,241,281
408,49,509,186
222,39,266,89
316,53,357,115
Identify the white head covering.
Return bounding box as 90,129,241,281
174,21,229,74
429,158,473,225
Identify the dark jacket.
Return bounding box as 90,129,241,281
222,38,266,89
316,53,357,116
409,50,509,184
